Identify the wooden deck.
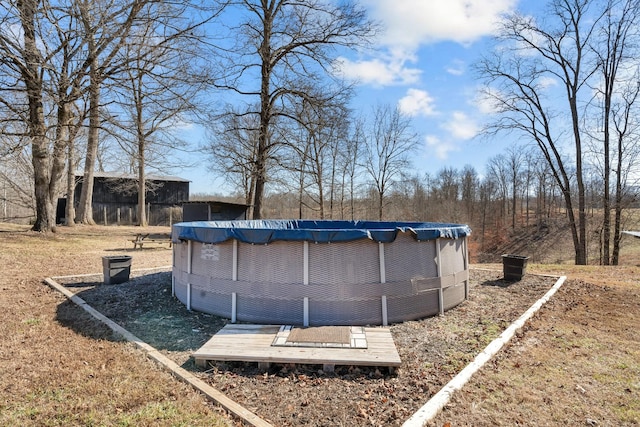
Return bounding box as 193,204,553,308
193,324,402,372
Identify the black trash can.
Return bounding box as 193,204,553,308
502,254,529,281
102,255,132,285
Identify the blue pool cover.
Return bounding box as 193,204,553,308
172,220,471,245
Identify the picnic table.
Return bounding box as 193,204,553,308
130,233,172,249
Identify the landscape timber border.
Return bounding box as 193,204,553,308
402,271,567,426
45,268,273,427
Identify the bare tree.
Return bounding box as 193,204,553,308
477,0,605,264
0,0,65,231
430,167,461,221
610,72,640,263
521,146,538,227
74,0,148,225
281,95,351,219
506,146,524,229
487,154,509,223
340,118,365,220
206,109,260,210
460,165,479,223
587,0,640,264
0,0,92,230
0,141,34,221
106,2,212,226
211,0,376,219
478,175,498,253
363,105,418,220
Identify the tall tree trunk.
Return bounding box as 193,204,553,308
246,173,255,219
76,51,99,225
136,83,147,227
602,103,611,265
54,102,71,226
570,94,588,264
612,130,625,265
253,6,272,220
137,169,147,226
65,136,76,226
511,170,517,229
20,0,56,232
137,143,147,227
64,110,82,227
253,151,266,220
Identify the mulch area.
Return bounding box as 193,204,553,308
58,268,558,426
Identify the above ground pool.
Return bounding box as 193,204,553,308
171,220,471,326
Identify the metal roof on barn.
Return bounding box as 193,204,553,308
75,171,190,183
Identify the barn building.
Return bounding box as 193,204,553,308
57,172,190,226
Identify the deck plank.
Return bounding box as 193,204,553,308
193,324,401,368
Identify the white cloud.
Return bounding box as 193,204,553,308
446,59,465,76
398,89,437,117
473,86,503,115
341,0,516,88
425,134,458,160
442,111,479,140
364,0,518,49
538,76,557,89
333,54,421,87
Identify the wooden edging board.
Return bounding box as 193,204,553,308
44,275,273,427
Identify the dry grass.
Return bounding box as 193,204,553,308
0,224,232,426
429,272,640,426
1,223,639,426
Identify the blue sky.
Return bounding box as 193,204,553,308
182,0,535,195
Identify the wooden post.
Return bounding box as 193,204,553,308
103,206,107,226
117,208,121,225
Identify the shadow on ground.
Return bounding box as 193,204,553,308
54,271,228,355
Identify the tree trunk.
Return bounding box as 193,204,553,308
65,140,76,226
511,170,517,229
20,0,56,232
253,6,273,221
64,113,82,227
612,132,625,265
570,91,587,264
137,152,147,227
76,29,99,225
253,154,266,220
602,105,611,265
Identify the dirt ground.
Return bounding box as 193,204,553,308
1,224,639,426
